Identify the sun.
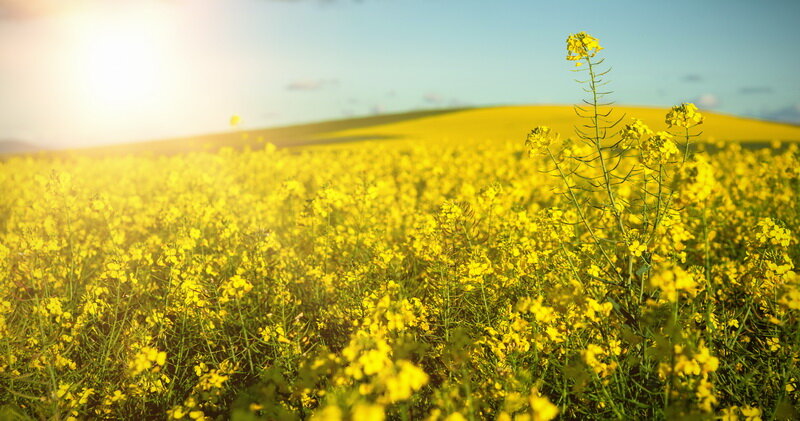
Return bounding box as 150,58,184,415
67,4,175,118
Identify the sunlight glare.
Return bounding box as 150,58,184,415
69,4,175,117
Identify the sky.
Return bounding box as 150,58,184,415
1,0,799,148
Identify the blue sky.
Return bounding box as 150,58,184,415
0,0,798,147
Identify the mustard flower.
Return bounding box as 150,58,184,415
129,347,167,376
740,405,762,421
529,389,559,421
566,31,603,65
310,405,343,421
352,404,385,421
525,126,558,156
755,217,792,247
666,103,704,128
640,131,679,167
649,264,699,302
677,155,716,204
620,118,653,147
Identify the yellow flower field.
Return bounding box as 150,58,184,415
0,33,798,420
309,104,800,150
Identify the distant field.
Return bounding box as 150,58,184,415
46,109,468,158
313,105,800,149
12,105,800,159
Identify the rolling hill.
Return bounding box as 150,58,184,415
11,105,800,158
312,105,800,149
0,139,42,155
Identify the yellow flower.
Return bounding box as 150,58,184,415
529,389,559,421
311,405,343,421
168,406,187,419
566,31,603,65
384,360,429,403
582,344,617,378
694,345,720,374
666,103,704,128
220,274,254,303
755,218,792,247
766,337,780,352
525,126,558,156
129,347,167,376
352,403,385,421
361,349,391,376
718,406,739,421
620,118,653,147
640,131,679,167
740,405,762,421
110,390,126,402
780,279,800,309
677,155,716,204
628,240,647,257
649,263,699,302
443,413,467,421
230,114,242,127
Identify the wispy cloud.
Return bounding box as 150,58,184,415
286,78,339,91
690,93,720,109
681,74,703,83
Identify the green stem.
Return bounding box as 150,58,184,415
547,148,622,282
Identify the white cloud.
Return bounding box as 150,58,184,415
692,93,720,109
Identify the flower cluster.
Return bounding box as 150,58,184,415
755,217,792,247
640,131,680,167
649,263,701,302
666,103,704,128
129,347,167,376
566,31,603,65
677,155,716,204
524,126,557,156
620,118,654,147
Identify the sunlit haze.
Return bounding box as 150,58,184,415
0,0,798,148
70,5,174,117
